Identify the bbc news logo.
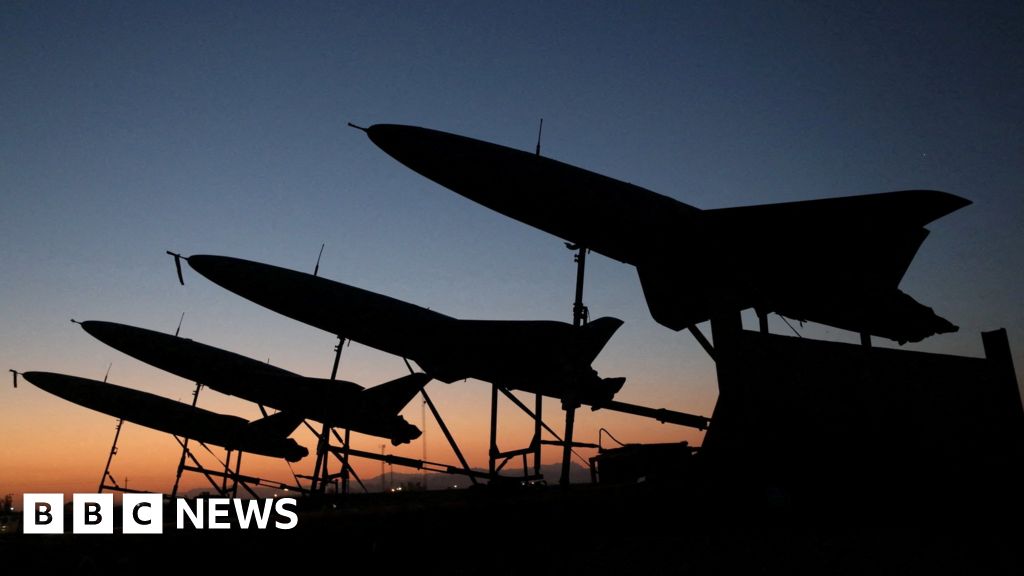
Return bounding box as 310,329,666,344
23,493,298,534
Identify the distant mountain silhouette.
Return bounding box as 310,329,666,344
364,461,591,492
180,462,591,498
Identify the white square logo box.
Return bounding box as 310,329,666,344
23,493,64,534
122,493,163,534
73,493,113,534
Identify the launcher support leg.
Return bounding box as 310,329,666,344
312,335,346,495
221,450,232,494
98,419,124,494
171,382,203,498
329,428,367,493
310,423,330,494
341,428,352,495
533,393,543,477
561,244,588,487
421,388,477,485
572,246,588,327
560,400,579,487
174,436,222,494
231,451,243,498
489,382,498,479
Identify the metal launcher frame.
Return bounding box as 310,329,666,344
165,381,307,499
302,336,489,496
160,241,711,495
329,242,711,489
480,243,712,488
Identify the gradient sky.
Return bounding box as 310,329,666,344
2,1,1021,503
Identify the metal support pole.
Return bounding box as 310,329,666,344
421,389,477,485
310,423,328,494
533,393,543,476
497,386,597,475
572,246,588,327
489,382,498,479
341,428,351,495
421,398,427,490
329,428,367,493
331,337,345,496
171,382,203,498
560,402,578,487
174,436,223,495
560,244,588,487
232,451,243,498
312,336,345,495
98,419,124,493
687,325,716,362
221,449,232,494
330,337,343,379
498,387,558,439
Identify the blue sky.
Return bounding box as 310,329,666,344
2,1,1021,494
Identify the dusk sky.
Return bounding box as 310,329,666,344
2,2,1021,502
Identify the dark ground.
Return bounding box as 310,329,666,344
2,477,1021,574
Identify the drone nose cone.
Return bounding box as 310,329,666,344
366,124,428,159
187,254,259,288
364,123,402,144
79,320,119,341
184,254,223,277
21,371,67,394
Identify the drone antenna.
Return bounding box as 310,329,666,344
314,243,325,277
535,118,544,156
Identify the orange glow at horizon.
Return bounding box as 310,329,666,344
0,367,714,509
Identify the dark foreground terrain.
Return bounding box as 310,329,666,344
2,479,1021,574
